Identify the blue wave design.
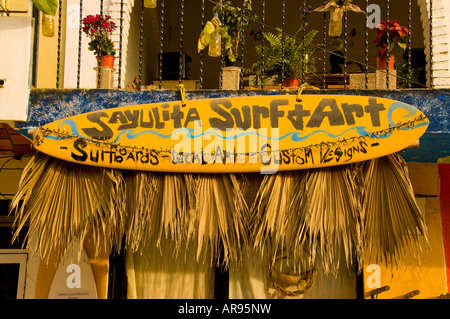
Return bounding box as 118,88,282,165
291,126,370,141
388,101,429,130
410,121,429,129
111,126,373,142
58,119,80,135
45,119,80,140
114,129,175,142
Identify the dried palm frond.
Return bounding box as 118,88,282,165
250,153,428,274
123,170,160,252
10,152,126,263
239,173,264,206
125,172,249,267
124,171,197,255
361,153,429,267
10,148,428,275
251,166,363,276
291,166,363,275
195,174,249,267
251,171,302,266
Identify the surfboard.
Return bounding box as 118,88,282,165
47,241,98,299
31,95,428,173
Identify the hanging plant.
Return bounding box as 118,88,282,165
312,0,364,37
213,0,257,64
32,0,58,37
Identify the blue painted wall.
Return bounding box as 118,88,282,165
16,88,449,162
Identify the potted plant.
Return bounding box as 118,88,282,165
82,14,117,67
248,25,319,88
373,20,410,69
395,59,424,88
31,0,58,37
213,0,256,65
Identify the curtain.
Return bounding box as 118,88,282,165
229,244,357,299
126,236,215,299
229,245,309,299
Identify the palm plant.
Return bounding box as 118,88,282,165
248,26,320,87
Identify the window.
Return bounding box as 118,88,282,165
0,251,27,299
0,200,28,299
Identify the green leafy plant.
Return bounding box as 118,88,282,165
32,0,57,15
395,59,423,88
248,26,320,86
326,27,357,51
213,0,257,63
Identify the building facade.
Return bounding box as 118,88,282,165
0,0,449,300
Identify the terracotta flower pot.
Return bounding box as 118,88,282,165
98,55,116,68
284,78,299,88
376,55,395,70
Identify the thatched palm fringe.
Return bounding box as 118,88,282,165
10,151,427,273
361,153,430,267
10,153,126,264
251,167,363,276
124,171,195,256
195,174,250,268
123,170,159,252
250,171,304,269
289,166,363,276
124,172,249,267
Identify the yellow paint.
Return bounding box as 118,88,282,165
1,0,65,88
363,163,447,299
36,4,66,89
34,95,428,173
438,156,450,164
83,237,110,299
34,252,59,299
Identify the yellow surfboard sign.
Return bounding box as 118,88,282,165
32,95,428,173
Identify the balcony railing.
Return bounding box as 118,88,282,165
7,0,439,91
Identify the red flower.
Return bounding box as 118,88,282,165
372,20,410,58
82,13,117,38
82,14,117,57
